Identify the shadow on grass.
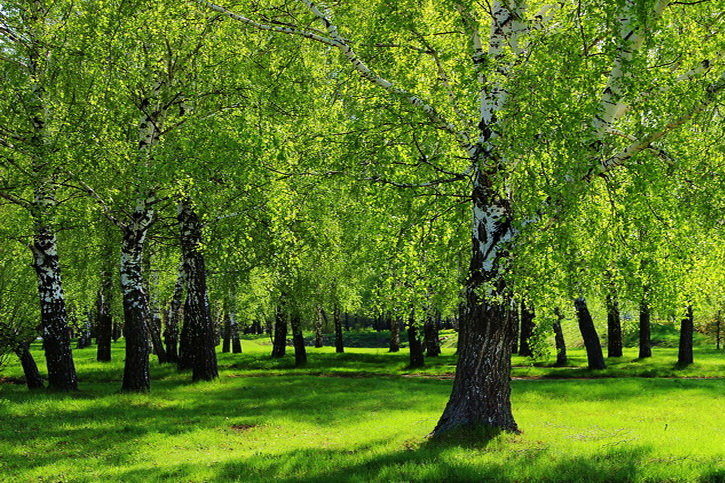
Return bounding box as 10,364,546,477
105,437,655,482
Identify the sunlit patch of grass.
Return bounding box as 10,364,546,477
0,337,722,481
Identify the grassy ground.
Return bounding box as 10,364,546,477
0,336,723,482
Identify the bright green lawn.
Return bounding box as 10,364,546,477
0,338,723,482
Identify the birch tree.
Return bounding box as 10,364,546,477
196,0,724,436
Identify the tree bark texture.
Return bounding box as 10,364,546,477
96,265,113,362
119,207,153,392
334,306,344,353
179,199,218,382
424,315,441,357
574,298,606,370
509,300,519,354
314,306,324,348
290,312,307,366
518,301,535,357
639,299,652,359
222,313,231,353
389,315,400,353
552,309,567,366
164,262,184,364
31,227,78,391
606,293,623,357
231,312,243,354
407,314,425,368
271,305,287,358
678,305,694,365
431,177,519,436
16,344,44,390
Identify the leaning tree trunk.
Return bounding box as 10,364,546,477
639,298,652,359
407,313,425,368
606,293,623,358
179,198,218,382
271,305,287,358
552,309,567,366
30,225,78,391
431,180,519,436
96,263,113,362
15,344,44,390
388,315,400,353
290,312,307,367
164,261,184,364
424,314,441,357
333,306,344,353
574,298,606,370
678,305,694,365
119,205,153,392
518,301,535,357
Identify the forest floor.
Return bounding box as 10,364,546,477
0,336,723,482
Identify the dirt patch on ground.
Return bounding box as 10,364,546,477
231,424,257,432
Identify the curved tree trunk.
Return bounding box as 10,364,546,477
518,301,535,357
552,309,567,366
388,315,400,353
333,306,344,353
179,198,218,382
16,344,44,390
606,293,623,357
147,308,168,364
291,312,307,366
271,305,287,358
639,299,652,359
574,298,606,370
678,305,694,366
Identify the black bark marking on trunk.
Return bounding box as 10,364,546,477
120,224,151,392
31,229,78,391
16,344,44,390
334,306,344,353
272,305,287,358
291,313,307,367
509,301,519,354
639,299,652,359
574,298,606,370
432,184,518,437
518,301,535,357
178,199,218,382
606,293,623,358
678,305,694,366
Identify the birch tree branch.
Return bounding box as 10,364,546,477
194,0,472,151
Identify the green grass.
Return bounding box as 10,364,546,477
0,337,723,482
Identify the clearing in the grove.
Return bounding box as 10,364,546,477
1,335,723,482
